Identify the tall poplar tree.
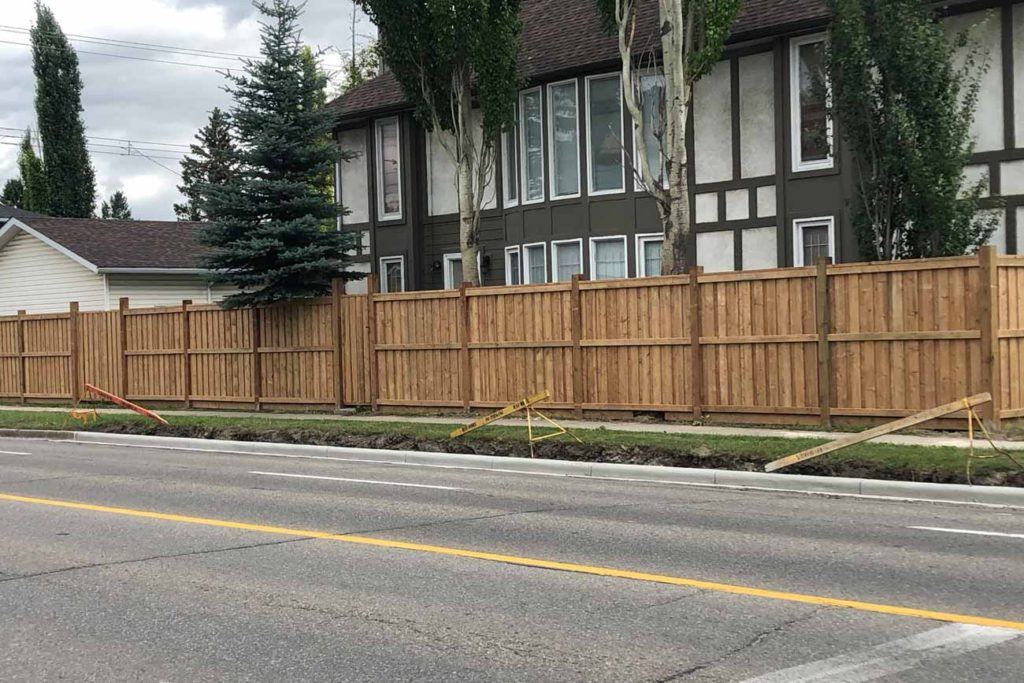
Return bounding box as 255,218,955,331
17,131,49,214
174,107,238,221
30,2,95,217
202,0,356,308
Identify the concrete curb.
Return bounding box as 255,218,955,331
5,430,1023,507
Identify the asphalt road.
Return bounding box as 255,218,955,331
0,436,1022,682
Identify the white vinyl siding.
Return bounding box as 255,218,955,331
0,231,106,314
106,274,226,308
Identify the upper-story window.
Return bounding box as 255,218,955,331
336,128,369,229
634,73,666,191
520,87,545,203
790,35,833,172
586,73,625,195
548,79,580,199
375,117,402,220
502,122,519,208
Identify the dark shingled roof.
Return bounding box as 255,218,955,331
0,204,46,220
329,0,829,118
9,216,210,270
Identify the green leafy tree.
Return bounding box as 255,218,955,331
30,2,95,218
340,41,380,93
17,131,49,213
826,0,994,259
174,107,238,221
598,0,741,274
359,0,522,285
201,0,357,308
1,178,25,208
100,190,132,220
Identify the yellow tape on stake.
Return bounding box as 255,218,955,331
450,391,551,438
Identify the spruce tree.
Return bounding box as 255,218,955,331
201,0,356,308
100,190,132,220
1,178,24,209
30,2,96,218
174,107,238,221
18,131,49,213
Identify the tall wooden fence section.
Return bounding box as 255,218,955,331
2,246,1023,427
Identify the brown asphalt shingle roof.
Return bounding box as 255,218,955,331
329,0,830,118
11,216,210,270
0,204,45,220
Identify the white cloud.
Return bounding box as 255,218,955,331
0,0,371,220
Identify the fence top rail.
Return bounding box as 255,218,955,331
374,289,462,302
467,282,572,297
997,255,1024,267
124,306,188,316
579,275,691,290
700,267,815,283
5,311,71,321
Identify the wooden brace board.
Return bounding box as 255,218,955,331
450,391,550,438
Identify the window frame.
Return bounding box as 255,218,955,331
519,86,546,205
589,235,629,280
374,116,403,221
550,238,584,283
522,241,549,284
501,117,520,209
546,78,582,201
635,233,665,278
442,252,483,289
504,245,522,286
334,159,343,231
378,255,406,293
792,216,836,266
789,33,834,173
585,72,626,197
632,71,667,192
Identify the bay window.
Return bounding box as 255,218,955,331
586,74,625,195
548,79,580,199
374,117,402,220
520,88,545,203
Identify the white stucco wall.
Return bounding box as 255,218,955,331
742,227,778,270
694,60,733,184
944,10,1003,153
0,231,106,314
426,112,497,216
738,51,776,178
338,128,369,225
696,230,735,272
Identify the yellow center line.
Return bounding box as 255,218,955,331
2,491,1022,632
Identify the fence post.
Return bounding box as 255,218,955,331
689,267,703,420
68,302,80,402
459,281,472,412
16,309,26,404
571,273,584,419
181,300,192,408
251,306,262,411
978,245,1002,429
816,258,833,429
118,297,129,398
331,278,346,410
366,275,379,412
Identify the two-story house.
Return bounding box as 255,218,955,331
328,0,1024,293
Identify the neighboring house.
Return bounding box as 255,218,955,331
0,216,230,314
0,204,46,221
329,0,1024,292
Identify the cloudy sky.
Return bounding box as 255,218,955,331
0,0,374,219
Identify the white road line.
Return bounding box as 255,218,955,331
0,450,30,456
742,623,1019,682
249,470,468,491
909,526,1024,540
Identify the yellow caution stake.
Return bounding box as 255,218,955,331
764,393,992,473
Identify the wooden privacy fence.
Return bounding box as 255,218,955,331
2,245,1024,428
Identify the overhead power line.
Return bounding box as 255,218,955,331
0,139,183,162
0,128,190,155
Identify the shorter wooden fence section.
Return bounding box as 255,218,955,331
2,246,1022,428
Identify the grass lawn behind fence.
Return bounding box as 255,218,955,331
0,408,1020,487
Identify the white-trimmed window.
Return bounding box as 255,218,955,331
548,79,580,199
551,239,583,282
790,34,833,172
636,233,664,277
590,235,627,280
443,253,483,289
502,123,519,208
520,87,545,203
379,256,405,293
633,72,666,191
523,242,548,284
586,73,625,195
374,117,402,220
504,246,522,285
793,216,835,266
